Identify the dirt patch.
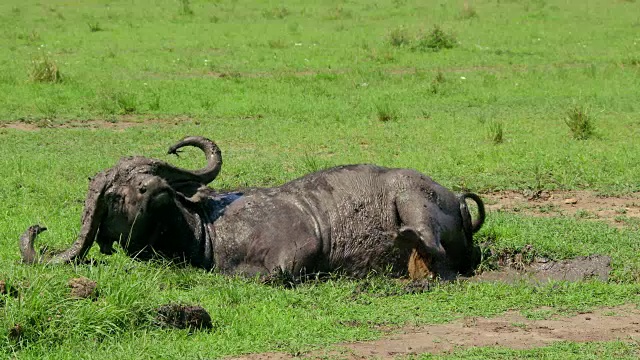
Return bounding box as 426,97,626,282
230,305,640,359
483,190,640,228
0,115,198,131
1,119,141,131
342,304,640,359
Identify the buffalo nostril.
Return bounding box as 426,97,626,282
139,185,147,194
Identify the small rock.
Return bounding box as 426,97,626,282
68,277,98,299
564,198,578,205
156,304,213,331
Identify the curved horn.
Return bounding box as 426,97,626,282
460,192,485,233
20,171,108,264
166,136,222,185
19,225,48,264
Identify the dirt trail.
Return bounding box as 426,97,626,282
230,305,640,360
483,190,640,228
342,305,640,358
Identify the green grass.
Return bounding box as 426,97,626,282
2,0,640,358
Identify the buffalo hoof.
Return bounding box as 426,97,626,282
155,304,213,331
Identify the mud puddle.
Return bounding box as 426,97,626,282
472,254,612,283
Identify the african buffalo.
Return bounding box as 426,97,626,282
20,136,485,279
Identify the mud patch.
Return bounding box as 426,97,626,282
229,305,640,359
484,190,640,228
473,255,612,283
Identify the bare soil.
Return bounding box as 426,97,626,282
483,190,640,228
230,304,640,360
0,115,198,131
340,304,640,359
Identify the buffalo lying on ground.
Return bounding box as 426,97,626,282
20,136,485,279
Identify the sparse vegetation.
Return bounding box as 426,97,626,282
267,39,286,49
413,26,457,51
430,71,447,94
263,7,289,19
458,1,478,19
178,0,194,16
375,102,397,122
148,93,161,111
87,21,102,32
388,27,411,47
488,121,504,144
326,6,352,20
565,105,595,140
29,56,62,83
100,90,138,115
35,98,57,119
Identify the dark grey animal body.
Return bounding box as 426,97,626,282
20,137,485,279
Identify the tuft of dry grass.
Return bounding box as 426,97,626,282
388,27,411,47
458,1,478,19
488,121,504,144
565,105,595,140
413,26,457,52
29,57,62,83
375,102,397,122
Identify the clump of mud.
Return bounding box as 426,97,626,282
8,323,24,342
68,277,98,299
155,304,213,331
529,255,611,282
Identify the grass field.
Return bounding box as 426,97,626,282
1,0,640,358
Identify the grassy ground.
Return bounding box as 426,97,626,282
1,0,640,358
